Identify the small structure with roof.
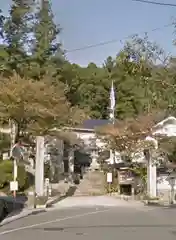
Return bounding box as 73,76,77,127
67,119,111,170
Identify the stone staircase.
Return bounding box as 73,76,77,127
74,171,105,196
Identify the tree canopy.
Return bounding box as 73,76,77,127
0,2,176,149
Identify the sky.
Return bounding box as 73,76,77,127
1,0,176,66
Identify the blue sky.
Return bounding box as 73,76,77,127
2,0,176,66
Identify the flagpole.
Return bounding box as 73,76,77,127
109,80,115,124
109,80,116,166
112,108,115,125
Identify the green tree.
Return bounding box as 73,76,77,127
29,0,64,79
67,63,110,119
0,133,10,153
2,0,32,76
111,37,163,118
104,56,115,74
130,164,147,194
0,9,5,38
123,34,174,113
64,35,172,120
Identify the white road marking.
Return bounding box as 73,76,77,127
0,208,110,236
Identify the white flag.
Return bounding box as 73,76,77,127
110,80,115,110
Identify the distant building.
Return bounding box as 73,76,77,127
66,119,123,169
67,119,110,149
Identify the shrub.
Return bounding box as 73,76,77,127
0,160,28,191
0,161,12,188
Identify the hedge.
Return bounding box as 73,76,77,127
0,160,28,191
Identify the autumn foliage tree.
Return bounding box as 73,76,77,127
97,111,161,157
97,110,176,171
0,73,86,141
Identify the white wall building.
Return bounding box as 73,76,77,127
68,119,123,167
151,116,176,201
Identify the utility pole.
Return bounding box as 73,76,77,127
9,119,18,198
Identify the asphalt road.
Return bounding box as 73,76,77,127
0,204,176,240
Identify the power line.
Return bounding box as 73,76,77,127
132,0,176,7
66,23,173,53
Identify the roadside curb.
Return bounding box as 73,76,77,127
46,194,66,208
142,200,171,207
0,208,46,226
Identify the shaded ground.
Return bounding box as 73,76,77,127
0,179,76,222
0,195,26,222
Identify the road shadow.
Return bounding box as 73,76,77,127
64,185,77,198
46,185,77,207
0,194,27,222
0,170,35,222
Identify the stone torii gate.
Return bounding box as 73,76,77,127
145,116,176,198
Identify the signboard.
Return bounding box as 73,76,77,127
107,172,112,183
118,170,134,184
11,143,24,159
2,153,9,160
10,181,18,191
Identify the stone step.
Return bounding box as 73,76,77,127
74,171,105,196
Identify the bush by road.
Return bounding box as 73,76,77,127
0,160,29,192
